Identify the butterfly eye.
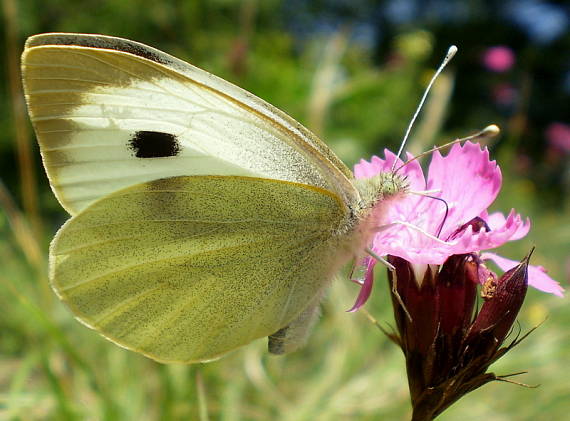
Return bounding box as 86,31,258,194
128,130,181,158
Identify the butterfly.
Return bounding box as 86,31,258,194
21,33,408,363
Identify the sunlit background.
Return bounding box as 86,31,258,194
1,1,569,420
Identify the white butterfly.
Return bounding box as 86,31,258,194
22,33,408,363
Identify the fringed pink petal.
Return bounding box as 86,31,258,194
369,208,532,266
486,210,531,240
427,142,503,239
482,252,564,296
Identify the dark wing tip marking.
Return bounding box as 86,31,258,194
27,33,170,65
129,131,181,158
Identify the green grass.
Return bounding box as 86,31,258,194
1,237,569,420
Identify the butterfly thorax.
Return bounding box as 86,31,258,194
353,171,409,211
337,171,409,253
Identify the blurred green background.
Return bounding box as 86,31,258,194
1,0,569,420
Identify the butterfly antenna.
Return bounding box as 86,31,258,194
392,45,458,172
394,124,500,173
399,124,499,239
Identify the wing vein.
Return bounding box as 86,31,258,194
56,236,294,293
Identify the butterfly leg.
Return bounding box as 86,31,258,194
365,247,412,322
268,298,322,355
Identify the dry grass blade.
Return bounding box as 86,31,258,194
2,0,43,238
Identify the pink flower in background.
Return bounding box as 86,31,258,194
482,46,515,72
350,141,562,311
492,83,518,106
545,122,570,153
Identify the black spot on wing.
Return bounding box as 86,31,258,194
129,131,181,158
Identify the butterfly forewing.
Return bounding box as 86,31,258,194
50,175,351,363
22,33,358,215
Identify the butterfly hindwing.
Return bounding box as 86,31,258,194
50,175,350,363
22,33,357,215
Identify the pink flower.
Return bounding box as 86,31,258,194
353,142,563,417
545,122,570,153
349,141,563,311
482,46,515,72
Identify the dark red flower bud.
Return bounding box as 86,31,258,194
388,256,438,403
464,252,530,356
431,254,478,387
436,254,478,337
386,250,533,421
389,256,438,357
